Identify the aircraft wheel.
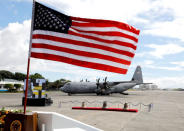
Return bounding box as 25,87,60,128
68,93,71,96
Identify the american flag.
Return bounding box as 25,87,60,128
31,2,140,74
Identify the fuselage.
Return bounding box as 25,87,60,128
61,82,97,93
60,82,137,94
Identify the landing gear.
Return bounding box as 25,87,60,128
96,92,110,96
96,77,111,96
68,93,72,96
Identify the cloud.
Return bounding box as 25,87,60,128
145,76,184,89
143,18,184,41
131,60,154,68
160,0,184,18
171,61,184,67
0,20,31,72
132,59,184,71
37,0,152,25
135,43,184,59
148,66,182,71
142,0,184,41
146,43,184,58
143,60,154,65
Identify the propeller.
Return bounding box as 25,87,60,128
96,77,111,95
96,78,100,89
103,77,108,89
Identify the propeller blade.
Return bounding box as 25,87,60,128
104,77,107,83
96,78,100,89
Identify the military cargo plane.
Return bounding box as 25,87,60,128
60,66,151,95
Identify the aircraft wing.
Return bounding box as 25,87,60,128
108,82,153,86
102,81,134,87
112,81,134,84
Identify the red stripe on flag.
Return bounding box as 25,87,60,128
31,52,128,74
32,43,131,65
71,16,140,35
72,20,120,27
32,34,135,57
70,23,138,42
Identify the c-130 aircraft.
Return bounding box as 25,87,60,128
60,66,150,95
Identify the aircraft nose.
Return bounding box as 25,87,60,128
60,86,65,92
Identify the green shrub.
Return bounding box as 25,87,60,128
14,84,22,91
4,84,15,92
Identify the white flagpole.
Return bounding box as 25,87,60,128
24,0,35,115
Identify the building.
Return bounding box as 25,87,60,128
139,84,159,90
0,79,24,91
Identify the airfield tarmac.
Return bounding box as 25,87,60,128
0,91,184,131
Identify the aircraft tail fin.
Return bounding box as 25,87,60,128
131,66,143,84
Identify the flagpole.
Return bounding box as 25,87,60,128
24,0,35,115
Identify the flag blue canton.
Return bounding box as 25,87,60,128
33,2,72,33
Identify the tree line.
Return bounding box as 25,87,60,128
0,70,70,91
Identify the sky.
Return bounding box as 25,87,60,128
0,0,184,89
